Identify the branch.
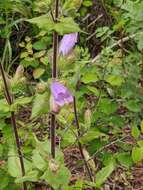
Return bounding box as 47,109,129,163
91,31,143,63
0,60,27,190
73,97,95,185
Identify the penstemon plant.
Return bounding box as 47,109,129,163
1,0,143,190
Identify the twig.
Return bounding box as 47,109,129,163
73,97,95,185
87,14,103,29
87,135,129,163
91,31,143,63
0,61,27,190
51,0,59,159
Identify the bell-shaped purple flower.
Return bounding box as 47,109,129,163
59,33,78,56
50,81,73,107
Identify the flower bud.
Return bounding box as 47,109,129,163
50,96,61,114
49,159,59,173
15,65,24,79
84,109,92,129
36,83,46,93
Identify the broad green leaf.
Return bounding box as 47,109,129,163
95,162,115,188
60,130,76,147
27,15,54,31
54,17,80,34
32,149,47,171
116,152,133,167
81,73,98,84
106,75,124,86
31,92,49,118
41,165,71,190
15,170,39,183
8,148,32,178
80,129,105,144
132,147,143,163
98,99,118,115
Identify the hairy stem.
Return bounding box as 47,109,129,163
0,62,27,190
73,97,94,183
51,0,59,159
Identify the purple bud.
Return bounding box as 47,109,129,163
59,33,78,56
50,81,73,107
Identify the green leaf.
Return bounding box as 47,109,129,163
8,148,32,178
106,75,124,86
15,170,39,183
33,40,47,50
13,97,32,107
33,68,45,79
32,149,47,171
132,147,143,163
80,129,105,144
0,99,10,116
27,15,54,31
83,1,93,7
131,124,140,139
98,99,118,115
41,165,71,190
31,92,49,118
86,86,100,96
123,100,141,113
116,152,133,167
81,73,98,84
27,16,80,34
54,17,80,35
95,162,115,188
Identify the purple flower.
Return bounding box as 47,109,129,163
50,81,73,107
59,33,78,56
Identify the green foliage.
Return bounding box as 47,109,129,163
1,0,143,189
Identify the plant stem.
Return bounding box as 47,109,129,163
0,62,27,190
51,0,59,159
73,97,94,183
